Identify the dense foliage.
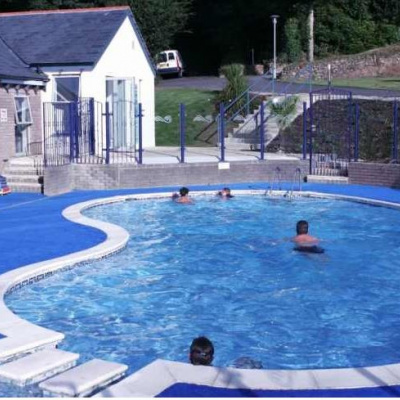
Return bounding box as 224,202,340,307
1,0,399,72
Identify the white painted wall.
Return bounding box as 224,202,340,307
41,16,155,148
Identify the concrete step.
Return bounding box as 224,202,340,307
5,175,42,184
7,156,42,167
8,182,43,193
307,175,349,184
39,359,128,397
3,167,42,176
0,349,79,386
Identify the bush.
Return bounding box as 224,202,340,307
216,64,248,115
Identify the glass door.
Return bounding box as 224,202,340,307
106,78,136,149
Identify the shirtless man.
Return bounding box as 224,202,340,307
172,187,193,203
293,220,319,246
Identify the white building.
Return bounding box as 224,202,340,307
0,6,155,166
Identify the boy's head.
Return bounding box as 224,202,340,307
189,336,214,366
179,187,189,197
296,220,309,235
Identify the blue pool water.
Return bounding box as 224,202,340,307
7,195,400,375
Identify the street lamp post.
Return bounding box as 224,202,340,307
270,15,279,93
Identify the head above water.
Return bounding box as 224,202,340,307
179,187,189,197
296,220,309,235
189,336,214,366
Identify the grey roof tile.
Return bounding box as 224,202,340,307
0,37,47,81
0,8,129,65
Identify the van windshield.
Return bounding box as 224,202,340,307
157,53,168,63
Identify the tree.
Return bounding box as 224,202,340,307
128,0,193,58
284,18,302,63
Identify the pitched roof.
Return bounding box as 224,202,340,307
0,6,154,71
0,37,47,81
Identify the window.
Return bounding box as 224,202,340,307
168,52,175,60
55,76,80,102
14,96,32,125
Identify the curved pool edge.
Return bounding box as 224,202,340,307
3,188,400,395
0,195,130,363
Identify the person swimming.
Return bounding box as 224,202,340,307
293,220,324,254
172,187,193,203
217,187,234,199
189,336,214,366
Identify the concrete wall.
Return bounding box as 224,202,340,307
0,87,42,173
44,165,73,196
44,160,308,195
349,162,400,188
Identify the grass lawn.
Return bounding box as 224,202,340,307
156,88,218,146
314,77,400,90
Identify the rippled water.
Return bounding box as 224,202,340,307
7,195,400,378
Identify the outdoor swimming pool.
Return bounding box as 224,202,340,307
7,194,400,376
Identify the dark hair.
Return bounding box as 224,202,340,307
296,220,309,235
189,336,214,366
179,187,189,197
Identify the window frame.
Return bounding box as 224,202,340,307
54,75,81,102
13,95,33,125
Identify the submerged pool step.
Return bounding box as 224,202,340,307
39,358,128,397
0,348,79,386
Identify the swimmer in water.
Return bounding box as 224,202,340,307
217,187,234,199
293,220,324,253
172,187,193,204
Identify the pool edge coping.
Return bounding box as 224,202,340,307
2,189,400,394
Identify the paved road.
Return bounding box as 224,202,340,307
157,76,400,98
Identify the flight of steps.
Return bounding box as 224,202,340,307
0,348,128,397
2,157,43,194
225,93,310,151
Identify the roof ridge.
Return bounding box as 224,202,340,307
0,6,130,17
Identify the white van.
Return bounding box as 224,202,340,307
156,50,184,78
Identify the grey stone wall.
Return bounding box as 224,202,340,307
44,160,308,195
282,44,400,80
0,87,42,173
44,165,73,196
349,162,400,188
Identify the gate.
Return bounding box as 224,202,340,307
307,88,356,176
43,98,102,166
43,98,141,165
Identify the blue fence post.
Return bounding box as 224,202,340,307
43,103,47,167
89,98,95,155
74,100,80,160
354,103,360,162
259,101,265,160
68,102,75,162
179,103,185,163
137,103,143,165
302,102,307,160
393,100,398,163
105,102,111,165
219,103,225,162
309,92,313,175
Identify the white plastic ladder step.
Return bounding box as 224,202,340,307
39,358,128,397
0,348,79,386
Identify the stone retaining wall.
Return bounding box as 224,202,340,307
282,45,400,80
44,160,308,196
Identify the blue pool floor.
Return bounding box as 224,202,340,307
2,182,400,397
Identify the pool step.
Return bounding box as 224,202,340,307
0,348,79,386
306,175,349,185
39,358,128,397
